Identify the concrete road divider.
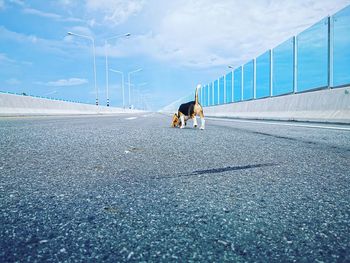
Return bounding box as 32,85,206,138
204,87,350,124
0,93,143,116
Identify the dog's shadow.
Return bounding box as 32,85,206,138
167,127,204,132
150,163,277,180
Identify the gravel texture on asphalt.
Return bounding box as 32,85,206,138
0,114,349,262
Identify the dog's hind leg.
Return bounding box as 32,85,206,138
199,111,205,130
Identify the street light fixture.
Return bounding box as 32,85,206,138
105,33,131,106
67,32,98,106
109,69,125,108
128,68,142,109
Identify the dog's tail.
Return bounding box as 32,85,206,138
195,84,201,104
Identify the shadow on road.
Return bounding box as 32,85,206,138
152,163,277,180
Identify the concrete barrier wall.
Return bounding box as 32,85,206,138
0,93,141,116
204,87,350,124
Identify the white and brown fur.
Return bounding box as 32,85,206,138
171,84,205,130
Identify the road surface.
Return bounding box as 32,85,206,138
1,113,349,262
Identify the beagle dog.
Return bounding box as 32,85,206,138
171,84,205,130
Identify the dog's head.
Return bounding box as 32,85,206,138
171,113,180,128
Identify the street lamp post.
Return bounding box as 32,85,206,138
67,32,98,106
109,69,125,108
128,68,142,109
105,33,130,106
132,82,147,109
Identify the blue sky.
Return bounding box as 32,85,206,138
0,0,349,110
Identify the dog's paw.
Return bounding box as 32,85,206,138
180,126,185,129
200,126,205,130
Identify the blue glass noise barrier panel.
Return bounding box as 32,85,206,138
198,88,201,105
243,60,254,100
272,37,294,96
333,5,350,87
219,76,225,104
256,50,271,99
203,86,205,105
202,85,206,106
225,71,233,103
297,18,329,92
205,84,209,106
206,83,209,106
214,80,219,105
234,66,242,102
209,82,213,106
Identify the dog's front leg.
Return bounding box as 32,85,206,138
200,118,205,130
180,115,185,129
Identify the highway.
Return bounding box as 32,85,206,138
1,113,349,262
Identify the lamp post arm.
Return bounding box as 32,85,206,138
67,32,98,105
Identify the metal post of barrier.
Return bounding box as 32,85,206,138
217,78,220,105
270,49,273,97
223,74,226,103
241,65,244,101
208,84,210,106
212,81,214,106
253,58,256,99
328,16,334,88
293,36,298,93
210,83,212,105
207,84,210,106
231,70,234,102
209,83,211,106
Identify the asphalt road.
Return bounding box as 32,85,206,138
1,113,349,262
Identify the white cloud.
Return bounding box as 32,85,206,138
0,26,85,56
59,0,73,6
48,78,88,87
86,0,145,26
8,0,25,6
6,78,21,85
1,27,37,47
0,52,33,66
22,7,85,23
105,0,350,68
0,53,14,63
23,8,61,19
3,0,350,72
44,90,58,96
88,19,96,27
155,0,350,68
36,78,88,87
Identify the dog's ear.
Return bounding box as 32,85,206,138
171,113,178,127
